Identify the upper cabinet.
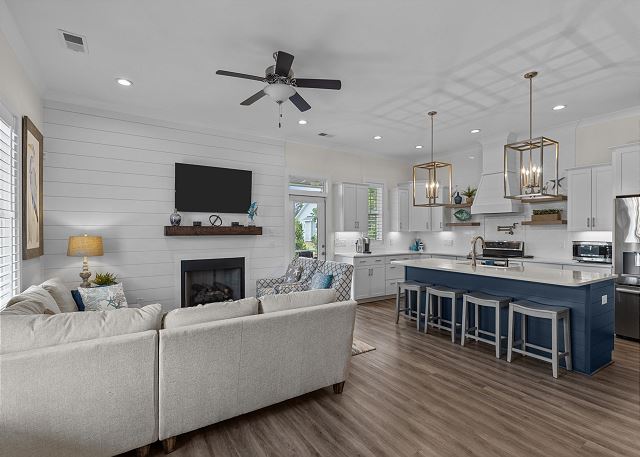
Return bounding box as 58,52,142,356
612,143,640,196
407,182,446,232
334,183,369,232
567,165,613,232
390,187,410,232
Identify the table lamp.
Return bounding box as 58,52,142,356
67,234,104,287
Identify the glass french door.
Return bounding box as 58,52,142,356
290,195,326,260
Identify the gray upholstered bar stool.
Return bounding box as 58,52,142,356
424,286,466,342
507,300,572,378
395,280,429,330
461,292,511,358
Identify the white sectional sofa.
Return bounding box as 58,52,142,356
0,281,356,456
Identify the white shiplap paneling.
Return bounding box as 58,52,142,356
42,102,286,309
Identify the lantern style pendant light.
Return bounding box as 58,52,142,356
413,111,452,207
504,71,562,201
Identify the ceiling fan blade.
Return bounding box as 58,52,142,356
295,78,341,90
274,51,294,76
289,92,311,112
216,70,264,82
240,90,267,106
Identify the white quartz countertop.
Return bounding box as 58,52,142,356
334,250,425,258
391,258,616,287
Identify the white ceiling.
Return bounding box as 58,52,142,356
5,0,640,159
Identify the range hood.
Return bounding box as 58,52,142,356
471,134,523,215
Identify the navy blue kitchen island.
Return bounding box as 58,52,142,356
393,258,616,375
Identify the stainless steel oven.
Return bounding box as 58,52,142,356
572,241,612,263
616,277,640,341
614,195,640,340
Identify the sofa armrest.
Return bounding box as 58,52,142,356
0,331,158,457
256,276,285,289
274,282,309,294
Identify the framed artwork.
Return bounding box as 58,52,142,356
22,116,43,260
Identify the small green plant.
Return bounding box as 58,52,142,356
93,272,118,286
462,186,477,198
533,209,561,215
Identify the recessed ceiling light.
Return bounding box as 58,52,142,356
298,119,307,125
116,78,132,86
553,104,566,111
470,129,481,134
415,145,423,149
373,135,382,140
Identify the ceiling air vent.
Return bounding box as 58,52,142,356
318,132,333,138
59,30,87,53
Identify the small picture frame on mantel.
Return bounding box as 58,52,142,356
22,116,44,260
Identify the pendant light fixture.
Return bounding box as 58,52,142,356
413,111,452,207
504,71,562,201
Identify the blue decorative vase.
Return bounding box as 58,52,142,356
169,209,182,226
453,191,463,205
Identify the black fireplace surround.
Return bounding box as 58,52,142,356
181,257,245,307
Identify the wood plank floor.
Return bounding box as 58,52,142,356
126,299,640,457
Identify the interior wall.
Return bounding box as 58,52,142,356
41,101,286,309
0,26,44,288
575,112,640,166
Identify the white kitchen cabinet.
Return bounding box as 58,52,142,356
390,187,410,232
370,265,386,297
612,143,640,196
334,183,369,232
353,267,371,300
567,165,613,232
409,182,431,231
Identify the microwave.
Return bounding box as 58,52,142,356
572,241,612,263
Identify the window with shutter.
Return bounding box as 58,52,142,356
367,183,383,241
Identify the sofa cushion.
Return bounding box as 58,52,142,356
259,288,337,314
310,272,333,289
79,283,128,311
0,304,163,355
163,297,259,329
0,300,56,315
283,264,303,283
71,289,85,311
41,278,78,313
6,285,61,314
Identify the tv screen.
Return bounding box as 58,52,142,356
175,163,252,213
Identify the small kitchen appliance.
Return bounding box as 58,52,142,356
355,236,371,254
572,241,612,263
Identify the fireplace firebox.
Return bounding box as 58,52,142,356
181,258,245,307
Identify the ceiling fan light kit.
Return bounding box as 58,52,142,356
504,71,562,201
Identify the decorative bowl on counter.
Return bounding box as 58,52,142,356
453,209,472,221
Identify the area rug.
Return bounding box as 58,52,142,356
352,339,376,356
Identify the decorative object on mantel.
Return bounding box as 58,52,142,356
67,234,104,287
231,221,241,227
453,209,472,221
497,223,518,235
462,186,477,204
453,188,463,205
413,111,452,207
193,221,202,227
209,214,223,226
247,202,259,226
169,209,182,226
532,209,562,222
92,272,118,287
164,225,262,236
504,71,562,202
22,116,44,260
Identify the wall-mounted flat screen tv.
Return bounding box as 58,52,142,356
175,163,252,213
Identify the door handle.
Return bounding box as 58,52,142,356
617,287,640,295
592,217,596,228
587,217,590,228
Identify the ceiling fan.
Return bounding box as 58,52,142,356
216,51,341,126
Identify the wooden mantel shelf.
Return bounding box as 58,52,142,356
164,226,263,236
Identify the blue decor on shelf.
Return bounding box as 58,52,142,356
453,191,463,205
453,209,472,221
247,202,258,226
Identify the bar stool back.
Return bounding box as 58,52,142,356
424,286,466,342
395,280,429,330
461,292,511,358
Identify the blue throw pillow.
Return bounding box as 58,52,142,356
71,289,85,311
310,272,333,290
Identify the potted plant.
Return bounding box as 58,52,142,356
532,208,562,222
462,186,477,204
92,272,118,287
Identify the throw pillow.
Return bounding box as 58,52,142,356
283,264,303,283
6,285,61,314
259,288,337,314
0,304,163,355
71,290,85,311
163,297,259,329
310,272,333,290
41,278,78,313
0,300,55,315
78,283,128,311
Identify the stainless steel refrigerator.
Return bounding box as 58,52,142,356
614,195,640,340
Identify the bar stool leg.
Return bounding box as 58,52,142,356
495,305,501,359
461,296,468,346
395,285,401,324
437,296,442,326
424,292,430,334
416,290,423,331
521,314,527,355
474,302,479,341
563,315,572,371
507,307,514,363
450,297,457,343
551,314,559,379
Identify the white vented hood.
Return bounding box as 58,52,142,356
471,134,522,215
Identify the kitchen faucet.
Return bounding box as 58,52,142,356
470,236,485,268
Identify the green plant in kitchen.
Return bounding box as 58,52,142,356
92,272,118,286
531,208,562,221
462,186,477,204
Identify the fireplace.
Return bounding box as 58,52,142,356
181,258,245,307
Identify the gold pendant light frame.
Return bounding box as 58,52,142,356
413,111,452,207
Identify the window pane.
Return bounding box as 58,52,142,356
288,176,326,193
367,183,383,241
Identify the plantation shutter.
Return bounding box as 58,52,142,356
367,183,383,241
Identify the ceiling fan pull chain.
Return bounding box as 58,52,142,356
278,102,283,128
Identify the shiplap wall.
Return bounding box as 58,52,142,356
42,102,286,309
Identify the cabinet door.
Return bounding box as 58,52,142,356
398,188,409,231
614,147,640,196
567,168,592,231
592,166,613,231
409,183,431,231
355,184,369,233
431,207,444,232
370,266,386,297
341,184,358,231
353,267,371,299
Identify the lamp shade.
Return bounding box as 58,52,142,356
67,235,104,257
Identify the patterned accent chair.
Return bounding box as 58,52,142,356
256,258,354,301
